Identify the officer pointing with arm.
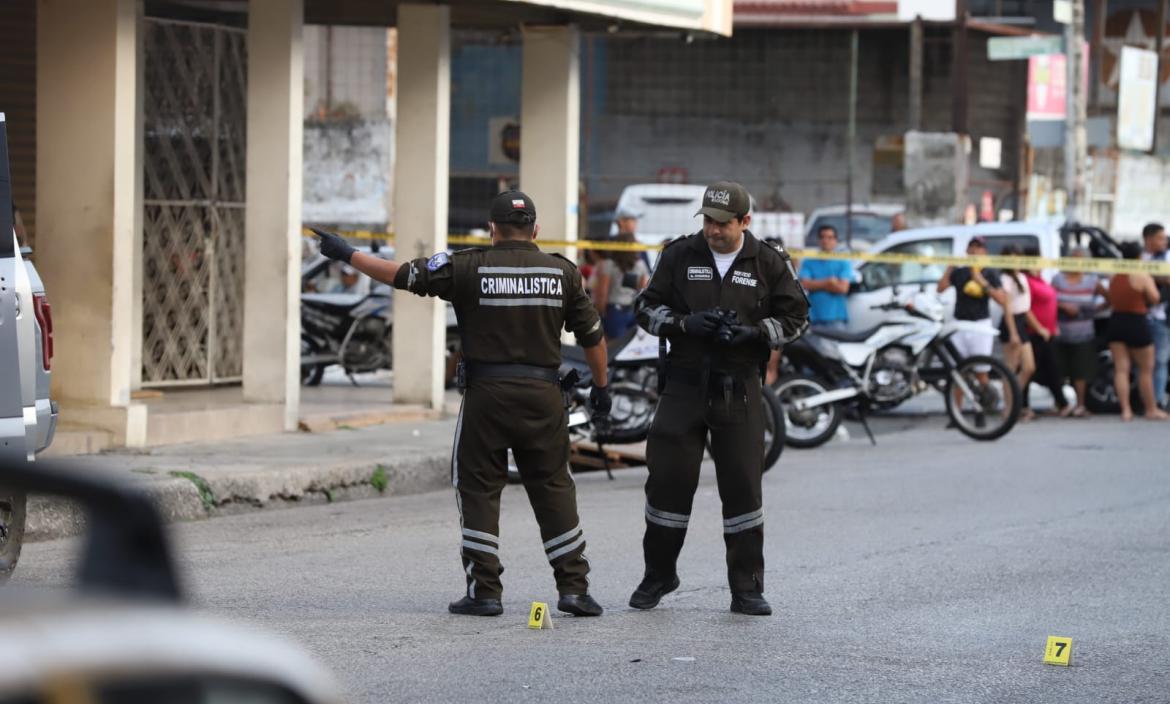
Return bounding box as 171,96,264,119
629,181,808,616
312,191,611,618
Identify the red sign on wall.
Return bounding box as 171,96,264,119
1027,44,1090,121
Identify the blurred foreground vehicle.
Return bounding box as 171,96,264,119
0,461,346,704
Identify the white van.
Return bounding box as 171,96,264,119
842,222,1089,334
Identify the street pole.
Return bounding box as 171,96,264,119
1065,0,1087,223
909,16,923,131
846,29,858,250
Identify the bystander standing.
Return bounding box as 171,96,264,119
592,232,650,339
998,246,1042,421
1107,241,1168,421
1022,249,1069,416
1051,249,1107,417
799,225,853,330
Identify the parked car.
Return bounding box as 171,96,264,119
803,203,904,251
0,460,346,703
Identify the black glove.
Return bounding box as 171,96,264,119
727,324,762,346
310,227,356,264
683,311,722,338
589,383,612,421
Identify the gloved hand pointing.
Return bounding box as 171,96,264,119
310,227,356,264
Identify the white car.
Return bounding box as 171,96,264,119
842,221,1105,334
803,203,904,251
610,184,708,266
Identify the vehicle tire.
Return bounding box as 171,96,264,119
592,383,657,445
0,490,27,584
1085,350,1143,415
943,355,1021,441
773,374,841,449
300,337,326,387
760,385,785,471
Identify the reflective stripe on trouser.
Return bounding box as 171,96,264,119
642,374,766,593
453,378,590,600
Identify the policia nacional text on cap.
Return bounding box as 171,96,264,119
630,181,809,616
312,190,612,618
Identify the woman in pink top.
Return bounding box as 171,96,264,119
1023,248,1071,416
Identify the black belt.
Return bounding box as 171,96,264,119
665,363,755,386
463,361,560,384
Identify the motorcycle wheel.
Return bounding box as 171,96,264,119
760,384,785,471
0,490,27,584
301,338,326,387
774,374,842,449
943,355,1021,441
1085,349,1143,415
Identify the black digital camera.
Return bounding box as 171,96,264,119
712,308,740,345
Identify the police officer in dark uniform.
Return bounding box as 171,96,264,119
312,190,611,618
629,181,808,616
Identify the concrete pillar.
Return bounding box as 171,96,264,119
243,0,303,430
520,25,581,261
36,0,147,444
391,4,450,408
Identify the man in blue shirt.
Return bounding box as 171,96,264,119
799,225,853,330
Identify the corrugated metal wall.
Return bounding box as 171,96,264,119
0,0,36,249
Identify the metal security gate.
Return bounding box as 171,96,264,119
142,18,246,386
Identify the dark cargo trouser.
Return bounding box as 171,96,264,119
453,378,590,600
642,372,766,593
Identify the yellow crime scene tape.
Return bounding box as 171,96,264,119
305,228,1170,276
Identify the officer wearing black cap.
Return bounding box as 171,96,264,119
629,181,808,616
311,191,611,618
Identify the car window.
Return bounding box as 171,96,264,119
859,237,952,290
983,234,1040,255
805,214,895,247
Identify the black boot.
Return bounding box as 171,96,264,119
628,574,680,610
730,591,772,616
448,596,503,616
558,593,603,617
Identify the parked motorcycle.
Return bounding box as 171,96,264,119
300,288,394,386
775,297,1022,447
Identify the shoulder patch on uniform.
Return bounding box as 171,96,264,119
426,252,451,271
550,252,578,269
763,240,792,261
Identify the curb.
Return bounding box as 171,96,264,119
25,450,452,543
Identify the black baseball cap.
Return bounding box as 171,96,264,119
695,181,751,223
968,236,988,249
489,190,536,224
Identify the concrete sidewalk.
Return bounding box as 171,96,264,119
28,415,459,542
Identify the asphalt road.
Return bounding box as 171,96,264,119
16,414,1170,703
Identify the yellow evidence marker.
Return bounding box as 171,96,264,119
528,602,553,630
1043,636,1072,666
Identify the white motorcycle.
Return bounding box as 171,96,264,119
775,296,1022,447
